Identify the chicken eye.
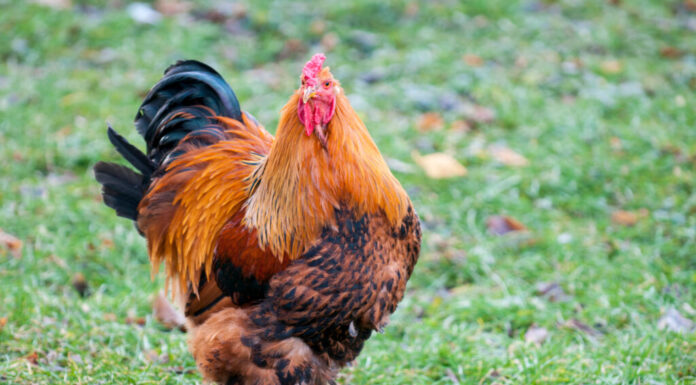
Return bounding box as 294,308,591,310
323,80,331,89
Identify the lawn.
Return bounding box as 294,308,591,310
1,0,695,384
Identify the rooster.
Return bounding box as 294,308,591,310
95,54,421,384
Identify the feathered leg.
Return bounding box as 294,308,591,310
188,307,334,385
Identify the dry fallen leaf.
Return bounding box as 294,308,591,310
153,292,187,332
489,146,529,167
166,365,196,374
486,215,527,235
412,152,467,179
417,112,444,132
525,325,549,345
277,39,308,60
535,282,571,303
25,351,39,365
449,120,471,133
659,46,684,59
72,273,89,298
462,54,483,67
464,104,496,125
600,60,622,75
0,229,22,258
126,315,146,327
100,238,115,249
560,318,602,337
611,209,648,226
658,307,694,333
609,136,622,151
155,0,192,15
145,349,169,364
321,33,340,52
0,317,7,330
310,19,327,35
31,0,71,9
404,2,419,17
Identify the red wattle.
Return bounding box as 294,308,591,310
298,100,314,136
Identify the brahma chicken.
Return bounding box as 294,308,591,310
94,53,421,384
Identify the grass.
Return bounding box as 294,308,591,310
1,0,695,383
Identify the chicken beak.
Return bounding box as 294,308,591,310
315,123,328,152
303,86,317,103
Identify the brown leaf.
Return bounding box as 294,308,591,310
25,351,39,365
465,105,496,124
417,112,444,132
535,282,571,303
658,307,694,333
103,313,117,322
609,136,622,151
524,325,549,345
660,46,685,59
71,273,89,298
310,19,327,35
145,349,169,364
0,229,22,258
562,95,576,105
153,292,186,332
449,120,471,133
611,209,648,226
489,146,529,167
100,238,114,249
515,55,528,68
600,60,622,75
0,317,7,330
166,365,196,374
155,0,192,15
560,318,601,337
462,54,483,67
48,254,67,268
404,2,419,17
486,215,527,235
31,0,71,9
125,316,146,327
412,152,467,179
277,39,307,60
321,33,340,52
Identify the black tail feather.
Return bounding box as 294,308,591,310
106,124,155,178
94,161,146,221
96,59,242,223
135,60,242,165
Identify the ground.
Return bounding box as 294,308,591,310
1,0,695,384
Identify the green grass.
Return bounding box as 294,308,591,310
1,0,695,383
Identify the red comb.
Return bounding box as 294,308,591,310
302,53,326,85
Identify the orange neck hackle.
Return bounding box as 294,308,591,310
244,88,409,260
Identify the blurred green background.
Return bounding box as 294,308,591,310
1,0,695,384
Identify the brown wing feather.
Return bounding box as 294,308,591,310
250,205,421,363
